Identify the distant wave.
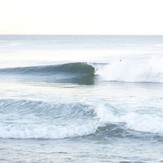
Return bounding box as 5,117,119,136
1,59,163,84
0,62,95,85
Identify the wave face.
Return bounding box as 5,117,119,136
0,62,95,85
96,57,163,83
0,99,163,140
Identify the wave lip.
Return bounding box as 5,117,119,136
0,62,95,85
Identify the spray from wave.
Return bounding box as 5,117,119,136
96,57,163,83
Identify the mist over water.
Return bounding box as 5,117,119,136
0,35,163,162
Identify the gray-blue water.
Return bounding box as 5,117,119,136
0,35,163,162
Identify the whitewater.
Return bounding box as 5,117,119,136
0,35,163,163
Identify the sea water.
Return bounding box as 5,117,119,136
0,35,163,162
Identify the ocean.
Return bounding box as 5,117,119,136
0,35,163,163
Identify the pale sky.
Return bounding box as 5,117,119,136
0,0,163,35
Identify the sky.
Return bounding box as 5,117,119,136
0,0,163,35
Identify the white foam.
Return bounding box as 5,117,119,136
94,105,163,134
121,113,163,134
0,121,99,139
96,57,163,83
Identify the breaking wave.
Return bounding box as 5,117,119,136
1,58,163,84
0,99,163,140
96,57,163,83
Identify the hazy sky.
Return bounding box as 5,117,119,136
0,0,163,35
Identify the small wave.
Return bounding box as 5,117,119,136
0,62,95,85
1,99,163,139
0,99,98,139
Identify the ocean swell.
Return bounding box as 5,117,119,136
0,62,95,85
